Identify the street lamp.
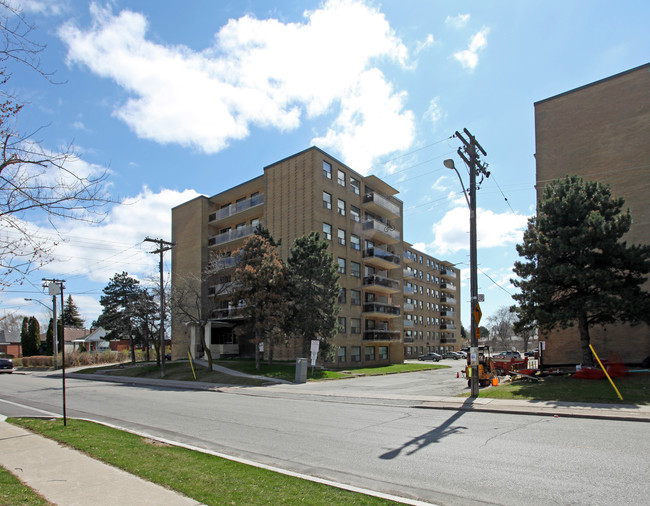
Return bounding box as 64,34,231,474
444,158,480,397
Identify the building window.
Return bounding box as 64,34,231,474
337,169,345,186
337,257,346,274
350,261,360,277
323,223,332,240
365,346,375,361
351,290,361,305
323,160,332,179
350,234,360,251
337,199,346,216
251,217,260,228
338,317,346,333
351,318,361,334
338,288,346,304
379,346,388,360
337,228,346,246
338,346,346,363
406,346,412,356
350,177,360,195
350,205,360,222
351,346,361,362
323,191,332,210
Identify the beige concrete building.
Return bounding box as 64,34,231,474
171,147,461,367
534,63,650,365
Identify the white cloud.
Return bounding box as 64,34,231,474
59,1,415,168
425,97,444,128
9,0,64,16
445,14,470,29
311,68,415,172
453,26,490,71
40,187,201,283
430,205,529,255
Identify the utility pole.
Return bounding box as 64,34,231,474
144,237,175,378
43,278,67,426
455,129,489,398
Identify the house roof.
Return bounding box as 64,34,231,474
72,327,107,343
0,330,21,344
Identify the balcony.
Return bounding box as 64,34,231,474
403,303,414,311
362,218,400,244
362,275,400,295
440,296,456,305
440,324,457,331
362,247,400,270
403,251,415,264
403,285,414,294
363,330,401,342
208,194,264,225
362,192,400,219
403,269,414,278
362,302,401,318
208,223,258,248
440,282,457,291
440,268,457,280
208,282,240,297
403,336,414,343
211,306,247,320
440,337,457,344
403,319,414,328
440,310,456,318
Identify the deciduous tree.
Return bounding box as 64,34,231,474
233,234,287,370
512,176,650,366
486,306,515,351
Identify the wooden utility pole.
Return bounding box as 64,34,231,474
144,237,175,377
455,129,489,398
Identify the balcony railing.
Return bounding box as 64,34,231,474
362,247,400,268
440,282,456,291
363,275,400,292
403,319,414,328
403,251,416,263
362,302,401,316
209,194,264,223
403,286,414,294
440,296,456,305
403,336,414,343
211,306,247,319
208,223,257,247
440,268,457,279
362,192,400,218
363,330,401,342
362,218,400,243
403,303,414,311
440,310,456,317
440,324,457,330
440,337,457,344
208,282,240,296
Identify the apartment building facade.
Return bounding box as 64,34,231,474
171,147,461,367
534,63,650,365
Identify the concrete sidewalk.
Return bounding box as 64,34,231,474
0,416,203,506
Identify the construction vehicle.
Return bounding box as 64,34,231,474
465,345,496,387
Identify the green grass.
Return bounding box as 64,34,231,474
9,418,394,506
477,373,650,405
95,361,272,386
78,359,449,384
0,466,51,506
212,359,448,382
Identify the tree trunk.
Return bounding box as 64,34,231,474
267,337,273,366
153,339,161,366
144,326,150,362
578,313,594,367
129,334,136,363
254,330,260,371
199,324,213,370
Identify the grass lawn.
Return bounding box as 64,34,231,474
78,359,448,384
477,373,650,405
211,359,448,382
9,418,393,506
0,466,51,506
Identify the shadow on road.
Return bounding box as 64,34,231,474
379,400,474,459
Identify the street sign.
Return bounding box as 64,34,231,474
476,327,481,338
473,303,482,325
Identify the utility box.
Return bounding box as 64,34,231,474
294,358,308,383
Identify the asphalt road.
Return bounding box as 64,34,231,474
1,364,649,506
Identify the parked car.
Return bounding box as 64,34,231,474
418,352,441,362
442,351,461,360
0,358,14,374
524,350,536,357
455,350,468,359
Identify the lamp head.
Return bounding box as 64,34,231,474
443,159,455,169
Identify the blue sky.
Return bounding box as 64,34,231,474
2,0,649,331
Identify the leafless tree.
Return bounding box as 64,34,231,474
171,251,235,370
486,306,516,351
0,1,111,287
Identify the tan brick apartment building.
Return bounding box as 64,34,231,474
171,147,461,367
534,63,650,365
